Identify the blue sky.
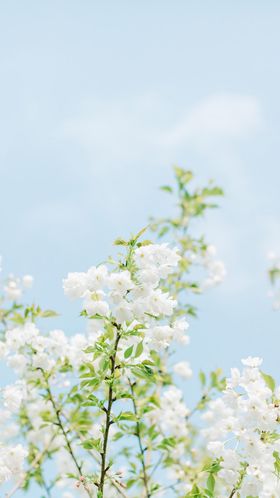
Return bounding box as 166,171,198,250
1,1,280,383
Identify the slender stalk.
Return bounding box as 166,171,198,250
129,379,151,498
63,416,128,498
228,467,247,498
150,454,163,478
98,328,121,496
43,375,93,498
41,480,52,498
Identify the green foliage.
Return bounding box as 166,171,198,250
151,165,224,318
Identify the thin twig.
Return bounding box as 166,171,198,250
129,379,151,498
43,374,93,498
64,419,128,498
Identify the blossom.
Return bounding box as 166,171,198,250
173,361,192,379
86,265,108,291
63,271,87,299
22,274,33,288
0,444,27,484
134,243,180,272
83,291,110,316
203,359,280,497
108,270,134,295
152,386,189,438
241,356,263,367
2,381,27,413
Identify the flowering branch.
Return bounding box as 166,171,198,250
42,373,93,498
97,326,122,496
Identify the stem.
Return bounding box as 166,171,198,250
42,480,52,498
228,466,247,498
98,328,121,495
129,379,151,498
63,416,128,498
43,375,93,498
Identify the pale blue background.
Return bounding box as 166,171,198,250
1,1,280,495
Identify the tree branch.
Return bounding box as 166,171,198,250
129,379,151,498
43,375,93,498
97,327,121,496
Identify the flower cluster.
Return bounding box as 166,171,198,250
200,244,227,290
0,240,194,497
4,169,279,498
203,357,280,497
63,243,189,354
0,444,27,485
0,257,33,302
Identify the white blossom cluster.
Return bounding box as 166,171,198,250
2,322,89,375
0,257,33,302
0,443,27,485
152,386,189,439
63,243,190,353
201,244,226,290
203,357,280,497
0,241,279,498
0,243,193,494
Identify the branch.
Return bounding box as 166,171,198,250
63,416,128,498
129,379,151,498
43,374,93,498
97,328,121,496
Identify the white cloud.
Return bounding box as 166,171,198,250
160,94,262,148
57,94,262,165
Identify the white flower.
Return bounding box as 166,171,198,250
146,325,173,350
4,279,22,301
0,444,27,484
134,243,180,278
114,301,133,324
7,354,28,374
109,270,134,296
203,358,280,497
241,356,263,367
2,381,27,413
86,265,108,291
83,291,110,317
151,386,189,438
173,361,192,379
5,323,39,352
63,272,87,299
32,352,55,371
22,274,33,288
172,319,190,345
148,289,176,316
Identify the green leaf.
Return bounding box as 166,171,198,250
124,345,134,359
199,370,206,387
82,438,101,451
261,371,276,392
39,309,59,318
274,451,280,478
114,238,128,246
206,473,215,495
117,411,137,421
160,185,173,193
135,341,144,358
